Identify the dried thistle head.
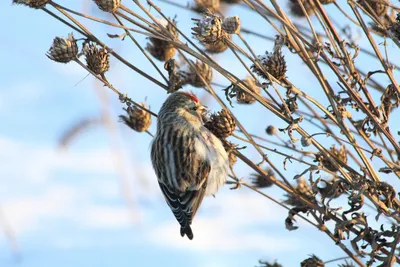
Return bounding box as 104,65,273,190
93,0,121,13
234,77,261,104
46,33,78,63
84,43,110,75
251,168,275,188
222,16,241,34
251,39,286,81
284,178,315,207
289,0,316,17
316,145,347,172
13,0,50,8
358,0,389,17
192,12,224,44
266,125,277,136
181,60,213,88
119,103,152,132
301,255,324,267
204,109,236,139
204,34,230,53
193,0,220,13
146,18,178,62
222,141,237,168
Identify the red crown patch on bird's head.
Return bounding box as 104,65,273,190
183,92,199,103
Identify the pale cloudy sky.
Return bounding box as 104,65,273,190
1,0,399,267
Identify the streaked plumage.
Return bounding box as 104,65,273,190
151,92,229,240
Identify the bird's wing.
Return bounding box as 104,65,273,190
158,159,210,240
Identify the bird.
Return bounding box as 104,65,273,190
151,91,229,240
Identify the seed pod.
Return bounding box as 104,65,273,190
250,168,275,188
93,0,121,12
358,0,388,17
204,109,236,139
146,19,178,62
266,125,277,136
13,0,50,8
289,0,316,17
222,141,237,168
46,33,78,63
235,77,261,104
301,255,324,267
119,103,151,132
222,16,241,34
193,0,220,13
251,42,286,81
192,12,224,44
181,60,213,88
84,43,110,75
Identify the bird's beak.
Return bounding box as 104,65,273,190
198,105,208,115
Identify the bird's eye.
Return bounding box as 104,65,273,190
192,106,198,111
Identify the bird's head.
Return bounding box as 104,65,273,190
158,92,207,128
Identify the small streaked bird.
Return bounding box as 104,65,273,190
151,92,229,240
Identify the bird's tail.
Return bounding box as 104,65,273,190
180,225,194,240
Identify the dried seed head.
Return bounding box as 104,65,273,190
204,109,236,139
284,178,314,207
13,0,50,8
193,0,220,13
358,0,389,17
301,136,312,147
235,77,261,104
222,141,237,168
316,145,347,172
251,168,274,188
251,40,286,81
258,261,283,267
181,60,213,88
222,16,241,34
192,12,224,44
164,59,184,93
301,255,324,267
204,34,230,53
46,33,78,63
84,43,110,75
119,103,152,132
93,0,121,12
289,0,316,17
266,125,277,136
146,19,178,62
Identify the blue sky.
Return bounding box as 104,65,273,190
1,0,399,267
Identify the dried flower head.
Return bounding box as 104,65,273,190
204,34,230,53
164,59,184,93
146,18,178,62
251,168,275,188
204,109,236,139
193,0,220,13
251,39,286,81
181,60,213,88
316,145,347,172
13,0,50,8
46,33,78,63
93,0,121,13
222,16,241,34
358,0,389,17
266,125,277,136
223,141,237,168
284,178,314,207
258,260,283,267
301,136,312,147
235,77,261,104
119,103,152,132
192,12,224,44
84,43,110,75
289,0,316,17
301,255,324,267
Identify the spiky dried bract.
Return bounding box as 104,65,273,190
182,60,213,88
13,0,50,8
146,19,178,62
222,141,237,168
301,255,324,267
222,16,241,34
251,168,274,188
193,0,220,13
338,261,356,267
358,0,388,17
119,103,151,132
266,125,277,135
234,77,260,104
204,109,236,139
284,178,314,207
46,33,78,63
84,43,110,75
93,0,121,12
289,0,316,17
251,42,286,82
192,12,224,44
316,145,347,172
